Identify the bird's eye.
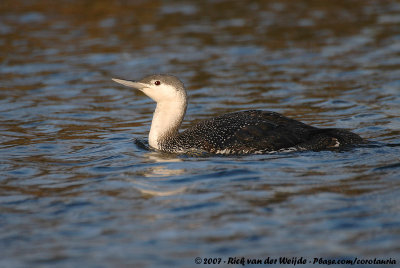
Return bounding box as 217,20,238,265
154,81,161,85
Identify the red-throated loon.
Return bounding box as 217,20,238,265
112,74,363,154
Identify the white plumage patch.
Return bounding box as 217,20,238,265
331,138,340,148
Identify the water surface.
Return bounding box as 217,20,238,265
1,0,400,267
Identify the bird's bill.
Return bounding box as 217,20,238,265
111,78,147,90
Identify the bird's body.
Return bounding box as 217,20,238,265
159,110,362,154
112,74,363,155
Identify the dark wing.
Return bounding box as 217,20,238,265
177,110,318,153
177,110,363,153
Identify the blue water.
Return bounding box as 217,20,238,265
1,0,400,267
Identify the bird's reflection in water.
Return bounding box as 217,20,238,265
132,151,188,197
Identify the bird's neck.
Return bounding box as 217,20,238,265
149,100,187,149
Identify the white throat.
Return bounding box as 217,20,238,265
148,100,187,149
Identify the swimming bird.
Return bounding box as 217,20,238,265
112,74,363,154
